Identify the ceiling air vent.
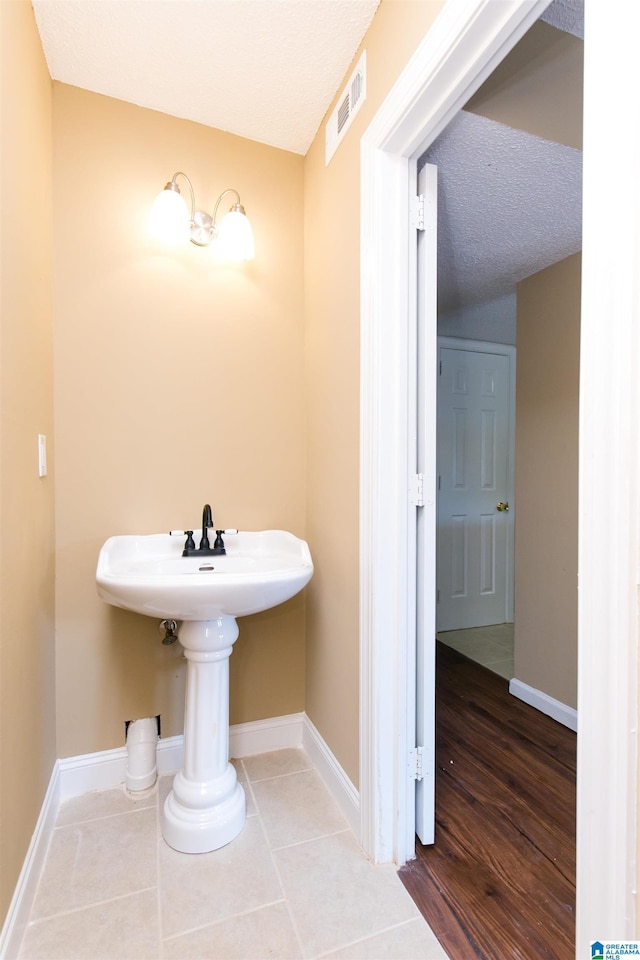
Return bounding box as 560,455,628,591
326,51,367,165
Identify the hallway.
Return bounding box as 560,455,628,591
399,642,576,959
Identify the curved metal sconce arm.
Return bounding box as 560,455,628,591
212,188,243,228
168,172,196,220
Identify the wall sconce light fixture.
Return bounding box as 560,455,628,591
148,171,255,261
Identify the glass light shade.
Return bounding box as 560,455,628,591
217,209,255,261
148,186,190,244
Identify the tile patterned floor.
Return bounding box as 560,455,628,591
436,622,514,679
18,749,447,960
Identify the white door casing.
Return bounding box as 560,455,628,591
359,0,638,954
437,340,515,631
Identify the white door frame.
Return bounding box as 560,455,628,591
437,336,516,628
359,0,638,954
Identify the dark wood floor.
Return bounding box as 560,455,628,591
399,641,576,960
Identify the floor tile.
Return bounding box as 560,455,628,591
438,623,514,677
56,784,156,826
19,889,159,960
274,830,421,958
161,902,302,959
252,768,348,849
242,747,311,782
490,658,515,680
18,748,447,960
486,623,515,649
319,917,449,959
31,807,157,919
159,815,283,939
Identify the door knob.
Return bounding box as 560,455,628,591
496,501,509,512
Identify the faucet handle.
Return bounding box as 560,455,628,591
213,528,239,554
170,529,195,547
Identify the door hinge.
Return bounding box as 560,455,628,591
409,746,424,781
413,194,425,231
409,473,425,507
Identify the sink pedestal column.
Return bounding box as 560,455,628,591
162,617,245,854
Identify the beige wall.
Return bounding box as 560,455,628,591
53,86,306,757
465,20,583,150
303,0,444,786
514,253,581,709
0,0,56,923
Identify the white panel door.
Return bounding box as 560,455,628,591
437,345,512,631
415,163,437,845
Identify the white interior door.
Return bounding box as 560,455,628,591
415,163,437,845
436,342,514,631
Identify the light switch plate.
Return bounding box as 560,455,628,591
38,434,47,477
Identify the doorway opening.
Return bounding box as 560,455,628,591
408,15,582,949
358,0,638,952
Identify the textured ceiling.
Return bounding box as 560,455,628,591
540,0,583,38
421,0,584,314
424,109,582,312
32,0,380,156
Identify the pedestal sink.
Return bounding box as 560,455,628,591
96,529,313,854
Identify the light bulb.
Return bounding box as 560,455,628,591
217,208,255,261
148,184,190,244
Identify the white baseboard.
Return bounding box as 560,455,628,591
303,715,360,836
509,678,578,732
0,711,358,959
57,736,184,802
0,763,61,960
55,713,306,803
230,712,304,757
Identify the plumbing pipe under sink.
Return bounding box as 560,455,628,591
125,717,158,792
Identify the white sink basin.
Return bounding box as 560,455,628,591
96,529,313,620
